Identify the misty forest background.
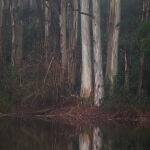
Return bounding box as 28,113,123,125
0,0,150,112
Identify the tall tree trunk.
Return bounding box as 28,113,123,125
11,0,23,67
138,0,150,97
92,0,104,106
36,0,45,40
67,0,78,94
60,0,67,93
0,0,4,66
79,132,91,150
44,0,51,63
106,0,121,95
80,0,92,98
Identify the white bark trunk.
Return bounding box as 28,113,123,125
93,127,102,150
79,133,90,150
92,0,104,106
106,0,121,93
80,0,92,98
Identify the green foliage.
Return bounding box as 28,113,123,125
137,22,150,55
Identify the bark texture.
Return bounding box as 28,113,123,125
92,0,104,106
80,0,92,98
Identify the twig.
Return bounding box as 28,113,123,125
43,56,55,84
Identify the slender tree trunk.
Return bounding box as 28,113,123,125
79,133,91,150
0,0,4,66
11,0,23,67
67,0,78,93
92,0,104,106
138,52,145,96
106,0,121,95
60,0,68,92
138,0,150,97
124,49,129,92
71,0,78,50
36,0,44,41
44,0,51,63
80,0,92,98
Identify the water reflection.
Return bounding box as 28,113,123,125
0,118,150,150
79,132,90,150
93,127,102,150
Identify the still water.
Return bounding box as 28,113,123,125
0,118,150,150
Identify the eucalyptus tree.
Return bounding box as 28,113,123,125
92,0,104,106
80,0,92,98
106,0,121,95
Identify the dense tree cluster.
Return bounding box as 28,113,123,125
0,0,149,112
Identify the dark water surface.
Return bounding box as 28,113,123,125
0,118,150,150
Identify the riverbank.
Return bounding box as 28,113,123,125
0,103,150,128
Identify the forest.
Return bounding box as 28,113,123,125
0,0,149,115
0,0,150,150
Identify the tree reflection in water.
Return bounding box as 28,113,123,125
93,127,102,150
0,118,150,150
79,132,90,150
